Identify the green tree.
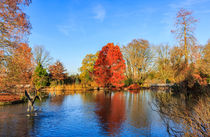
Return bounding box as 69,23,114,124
32,63,49,91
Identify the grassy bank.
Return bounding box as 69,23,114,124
45,84,98,92
44,83,174,92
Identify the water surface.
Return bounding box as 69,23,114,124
0,90,171,137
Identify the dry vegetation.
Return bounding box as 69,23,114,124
152,92,209,136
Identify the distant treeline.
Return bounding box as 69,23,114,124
0,1,209,93
78,9,209,91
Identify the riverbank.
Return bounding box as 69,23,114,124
0,84,174,105
44,84,98,92
0,93,24,105
44,83,173,92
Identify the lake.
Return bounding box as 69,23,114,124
0,90,184,137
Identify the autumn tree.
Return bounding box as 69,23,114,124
0,0,31,57
4,43,34,90
171,9,209,87
185,40,210,86
122,39,153,84
172,8,198,64
32,63,49,91
49,61,66,84
79,52,98,86
155,44,173,83
170,46,187,82
169,45,207,87
94,43,125,88
0,0,32,91
0,50,6,89
202,40,210,76
33,46,52,68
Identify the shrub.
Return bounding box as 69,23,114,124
207,77,210,84
124,78,133,87
127,84,141,90
166,79,171,84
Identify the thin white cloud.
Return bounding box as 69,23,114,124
57,20,78,36
57,25,73,36
57,23,86,37
93,4,106,21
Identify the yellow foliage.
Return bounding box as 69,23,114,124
79,52,99,84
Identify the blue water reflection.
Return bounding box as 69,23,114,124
0,91,170,137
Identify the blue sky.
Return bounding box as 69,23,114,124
25,0,210,74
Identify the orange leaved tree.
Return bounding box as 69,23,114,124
49,61,66,84
94,43,125,88
0,0,32,92
0,0,31,54
5,43,34,90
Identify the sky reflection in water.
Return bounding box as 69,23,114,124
0,90,169,137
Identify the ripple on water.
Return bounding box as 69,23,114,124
0,91,174,137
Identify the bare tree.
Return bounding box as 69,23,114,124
122,39,153,83
172,9,198,64
155,44,173,83
33,46,52,68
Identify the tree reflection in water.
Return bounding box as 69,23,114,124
2,90,206,136
81,90,159,136
0,104,35,137
94,92,125,136
125,90,152,136
151,91,209,137
50,95,65,106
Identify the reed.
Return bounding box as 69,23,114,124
45,84,96,92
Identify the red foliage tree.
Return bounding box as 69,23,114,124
10,43,34,83
49,61,66,82
94,43,126,88
1,43,34,91
0,0,32,92
0,0,31,52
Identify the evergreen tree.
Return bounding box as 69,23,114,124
32,63,49,90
